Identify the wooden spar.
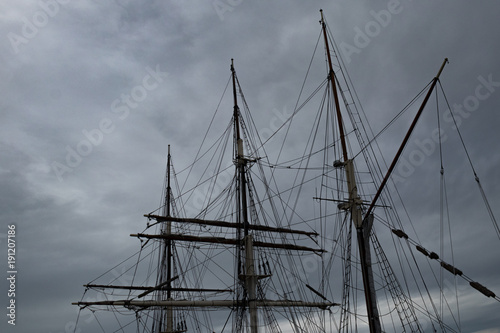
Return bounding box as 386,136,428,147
84,284,233,293
165,145,173,332
320,10,382,333
320,9,348,163
306,284,329,301
230,60,245,330
139,276,179,298
131,233,325,253
85,284,151,290
231,59,249,238
144,215,318,237
231,59,258,332
364,58,449,219
73,299,337,309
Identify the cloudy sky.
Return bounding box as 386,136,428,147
1,0,500,332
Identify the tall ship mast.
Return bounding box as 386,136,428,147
73,10,500,332
74,55,334,333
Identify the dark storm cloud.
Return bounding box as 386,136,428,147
1,1,499,332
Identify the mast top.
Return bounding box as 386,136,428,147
436,58,449,79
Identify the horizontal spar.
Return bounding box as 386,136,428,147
131,233,325,253
144,214,318,237
84,284,232,294
73,299,338,309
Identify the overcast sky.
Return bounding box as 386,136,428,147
1,1,500,332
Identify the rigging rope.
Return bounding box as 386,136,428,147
435,86,462,329
437,81,500,241
381,218,500,303
178,74,232,180
351,80,433,161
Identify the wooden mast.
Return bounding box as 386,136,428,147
74,60,336,332
231,59,258,332
320,10,382,333
165,144,173,332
